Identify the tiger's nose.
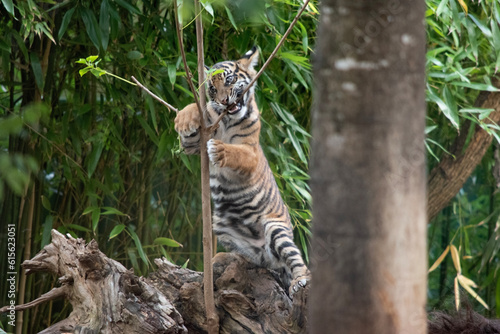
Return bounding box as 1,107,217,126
221,97,228,105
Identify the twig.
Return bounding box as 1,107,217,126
131,76,179,113
173,0,204,124
174,0,219,332
207,111,226,134
206,0,311,134
238,0,311,100
0,286,67,313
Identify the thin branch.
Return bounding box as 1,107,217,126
241,0,311,98
0,286,67,313
207,111,226,134
174,0,219,332
173,0,204,126
208,0,311,133
131,76,179,113
195,0,219,332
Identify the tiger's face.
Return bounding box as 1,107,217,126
206,47,259,119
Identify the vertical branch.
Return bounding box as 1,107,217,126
194,1,219,333
173,1,219,332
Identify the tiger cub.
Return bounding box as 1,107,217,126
174,47,310,295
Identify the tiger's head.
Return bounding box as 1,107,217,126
206,47,259,119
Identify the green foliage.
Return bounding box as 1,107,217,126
426,0,500,316
426,0,500,161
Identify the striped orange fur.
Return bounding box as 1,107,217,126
174,47,310,295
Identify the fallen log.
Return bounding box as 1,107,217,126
0,230,308,333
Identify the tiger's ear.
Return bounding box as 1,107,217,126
238,46,259,71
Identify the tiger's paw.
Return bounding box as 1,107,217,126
289,276,310,297
207,139,225,167
174,103,201,137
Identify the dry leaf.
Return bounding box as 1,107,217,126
457,275,489,310
450,244,461,274
429,245,450,273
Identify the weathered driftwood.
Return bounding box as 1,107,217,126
0,230,308,333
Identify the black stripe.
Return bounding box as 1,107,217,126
277,241,295,256
225,184,272,216
229,128,258,141
241,117,258,130
290,262,306,272
269,227,286,258
283,250,300,260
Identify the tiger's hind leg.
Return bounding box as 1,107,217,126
264,220,310,297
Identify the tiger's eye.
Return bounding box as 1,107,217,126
225,75,236,85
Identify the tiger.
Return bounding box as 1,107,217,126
174,46,310,296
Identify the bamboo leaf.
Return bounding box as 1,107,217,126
469,14,491,38
458,275,489,309
427,85,459,129
436,0,449,17
451,81,499,91
86,142,104,178
224,6,238,31
154,237,183,248
41,216,53,248
450,244,461,274
455,276,460,310
1,0,14,17
457,274,478,288
81,8,103,53
99,0,110,51
129,228,149,267
168,64,177,86
82,206,98,215
101,206,128,216
109,224,126,240
457,0,467,15
67,224,92,232
30,52,44,93
114,0,141,15
41,195,52,211
127,51,143,60
428,245,450,273
58,7,76,40
91,209,100,231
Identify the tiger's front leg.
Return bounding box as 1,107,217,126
207,139,259,175
174,103,201,155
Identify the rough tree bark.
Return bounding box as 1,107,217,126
0,230,308,333
309,0,427,333
427,89,500,221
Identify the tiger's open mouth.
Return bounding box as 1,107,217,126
227,101,242,114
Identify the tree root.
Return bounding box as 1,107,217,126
1,230,308,334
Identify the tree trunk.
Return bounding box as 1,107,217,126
309,1,427,333
427,90,500,221
0,230,308,333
